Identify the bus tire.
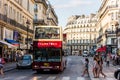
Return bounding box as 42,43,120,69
36,70,40,73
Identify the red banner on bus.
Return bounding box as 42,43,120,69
33,41,62,48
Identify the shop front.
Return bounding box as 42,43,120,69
0,40,17,58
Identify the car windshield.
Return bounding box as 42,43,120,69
23,55,31,60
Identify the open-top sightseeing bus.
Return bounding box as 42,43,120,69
32,26,67,72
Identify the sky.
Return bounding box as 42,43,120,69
49,0,102,28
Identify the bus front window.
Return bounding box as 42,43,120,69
34,48,61,62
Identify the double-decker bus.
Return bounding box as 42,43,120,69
32,26,67,72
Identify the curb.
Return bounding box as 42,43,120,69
4,67,16,72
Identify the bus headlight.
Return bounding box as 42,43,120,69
55,66,60,68
34,65,39,68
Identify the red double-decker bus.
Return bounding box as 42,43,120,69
32,26,67,72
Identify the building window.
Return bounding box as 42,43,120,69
34,14,37,20
111,13,114,20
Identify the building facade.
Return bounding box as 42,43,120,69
96,0,120,54
34,0,58,26
0,0,35,56
64,14,98,55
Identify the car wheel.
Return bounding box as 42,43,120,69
117,72,120,80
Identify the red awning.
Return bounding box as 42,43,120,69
96,46,106,52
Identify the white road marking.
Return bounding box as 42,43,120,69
61,77,70,80
77,77,85,80
46,76,56,80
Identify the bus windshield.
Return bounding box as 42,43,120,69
35,27,60,39
34,48,61,62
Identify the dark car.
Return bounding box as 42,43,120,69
16,54,33,69
114,68,120,80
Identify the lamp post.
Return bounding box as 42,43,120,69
26,20,30,53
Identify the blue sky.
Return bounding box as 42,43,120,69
49,0,102,28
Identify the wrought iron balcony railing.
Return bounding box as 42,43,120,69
0,13,33,34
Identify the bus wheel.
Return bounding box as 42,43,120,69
36,70,40,73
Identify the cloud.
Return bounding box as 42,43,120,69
53,0,93,9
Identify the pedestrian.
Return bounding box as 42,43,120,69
97,53,106,78
106,53,111,67
92,55,99,78
81,58,89,77
0,55,5,77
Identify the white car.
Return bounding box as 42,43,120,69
82,51,89,57
82,53,89,57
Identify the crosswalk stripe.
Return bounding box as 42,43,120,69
91,77,116,80
77,77,85,80
106,78,116,80
1,77,11,80
30,76,42,80
46,76,56,80
0,75,116,80
16,76,26,80
61,77,70,80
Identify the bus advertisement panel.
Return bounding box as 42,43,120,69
32,26,67,72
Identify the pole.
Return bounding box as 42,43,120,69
27,25,28,51
26,20,30,53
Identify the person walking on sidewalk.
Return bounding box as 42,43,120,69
0,55,5,77
93,55,100,78
106,52,111,67
81,58,89,77
97,53,106,78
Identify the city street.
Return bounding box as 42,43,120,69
0,56,90,80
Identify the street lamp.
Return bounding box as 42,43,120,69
26,20,30,53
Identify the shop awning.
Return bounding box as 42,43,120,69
96,46,106,52
5,38,19,44
0,40,17,48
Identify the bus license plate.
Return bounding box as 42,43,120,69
43,69,50,71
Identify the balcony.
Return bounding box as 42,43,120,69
66,42,96,46
0,13,33,34
33,19,46,25
34,7,38,12
34,0,47,8
97,35,102,42
106,30,116,37
116,28,120,36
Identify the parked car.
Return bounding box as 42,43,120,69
16,54,33,69
114,68,120,80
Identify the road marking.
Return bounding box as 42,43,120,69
16,76,26,80
30,76,42,80
1,77,12,80
106,78,116,80
61,77,70,80
77,77,85,80
46,76,56,80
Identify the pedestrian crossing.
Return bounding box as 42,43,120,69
0,75,116,80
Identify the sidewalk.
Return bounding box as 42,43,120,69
3,62,16,72
81,57,119,80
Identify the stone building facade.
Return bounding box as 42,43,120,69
64,14,98,54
